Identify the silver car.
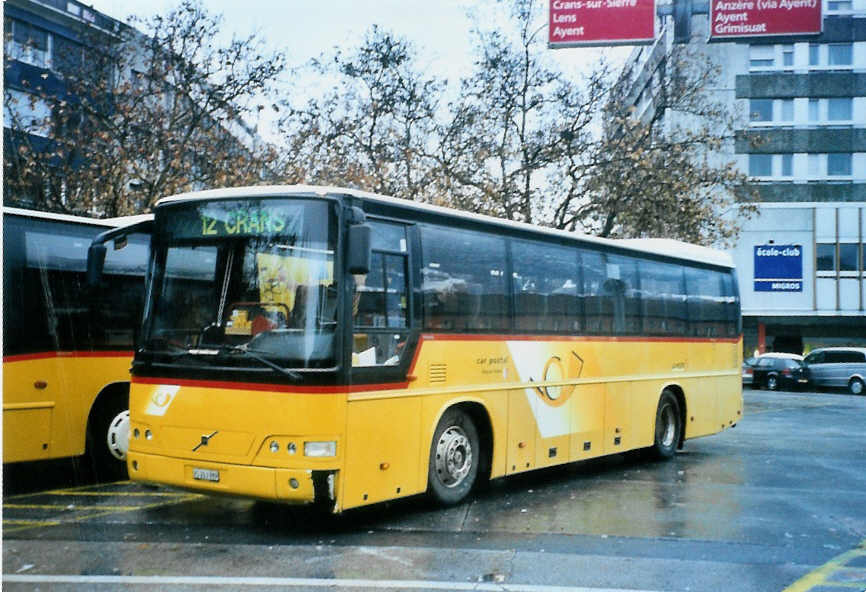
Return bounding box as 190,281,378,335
803,347,866,395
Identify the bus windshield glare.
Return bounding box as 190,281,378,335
143,198,338,372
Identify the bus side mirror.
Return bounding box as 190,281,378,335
87,243,107,289
347,224,371,275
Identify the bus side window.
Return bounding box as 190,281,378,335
419,225,508,332
512,238,580,333
686,267,726,338
604,254,640,335
581,249,608,335
640,260,688,337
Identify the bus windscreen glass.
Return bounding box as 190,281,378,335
143,199,338,371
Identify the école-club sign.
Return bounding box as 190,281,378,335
754,244,802,292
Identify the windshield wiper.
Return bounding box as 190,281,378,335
220,345,302,380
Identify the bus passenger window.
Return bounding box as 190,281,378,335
419,225,507,331
512,238,580,333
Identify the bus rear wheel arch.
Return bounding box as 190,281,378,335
427,406,486,506
85,383,130,481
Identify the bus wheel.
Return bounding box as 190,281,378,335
849,377,864,396
651,391,681,460
87,394,130,481
427,408,480,506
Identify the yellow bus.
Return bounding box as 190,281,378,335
3,207,151,479
93,186,742,511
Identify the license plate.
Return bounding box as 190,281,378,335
193,468,220,482
798,379,808,383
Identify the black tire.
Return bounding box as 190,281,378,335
427,408,480,506
86,391,130,482
849,377,865,396
650,390,681,460
766,375,778,391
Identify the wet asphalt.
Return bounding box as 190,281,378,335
3,388,866,591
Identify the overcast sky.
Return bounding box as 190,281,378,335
81,1,632,140
83,0,631,80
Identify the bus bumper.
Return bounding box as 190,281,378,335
127,451,333,505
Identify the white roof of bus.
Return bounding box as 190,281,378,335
155,185,734,269
3,206,152,228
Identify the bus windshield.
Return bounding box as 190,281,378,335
142,198,338,372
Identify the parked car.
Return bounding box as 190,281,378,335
751,353,810,391
742,357,756,387
802,347,866,395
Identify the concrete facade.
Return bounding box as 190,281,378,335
620,5,866,355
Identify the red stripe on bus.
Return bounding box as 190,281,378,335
3,351,134,363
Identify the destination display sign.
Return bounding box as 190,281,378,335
162,199,315,240
754,244,803,292
548,0,657,48
709,0,822,40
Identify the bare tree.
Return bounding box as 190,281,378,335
4,0,286,216
563,44,757,245
281,26,443,201
434,0,599,223
433,0,754,245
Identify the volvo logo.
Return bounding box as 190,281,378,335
192,431,219,452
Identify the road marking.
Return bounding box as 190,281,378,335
1,574,661,591
6,481,194,501
36,490,196,497
2,519,61,526
4,504,140,511
782,539,866,592
2,519,62,534
3,481,203,533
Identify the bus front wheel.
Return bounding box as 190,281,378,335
651,390,682,460
427,408,480,506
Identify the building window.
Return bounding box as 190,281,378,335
782,45,794,67
809,44,820,66
3,89,53,137
839,243,859,272
780,99,794,121
828,44,853,66
749,45,774,68
808,154,822,176
827,0,853,10
4,18,52,69
827,98,852,121
749,99,773,122
816,244,836,272
809,99,820,121
827,153,852,176
781,154,793,177
749,154,772,176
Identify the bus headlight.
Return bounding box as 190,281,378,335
304,441,336,457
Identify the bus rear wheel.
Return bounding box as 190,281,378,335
651,390,681,460
427,408,480,506
849,377,864,396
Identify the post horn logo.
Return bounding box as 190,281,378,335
532,351,584,407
